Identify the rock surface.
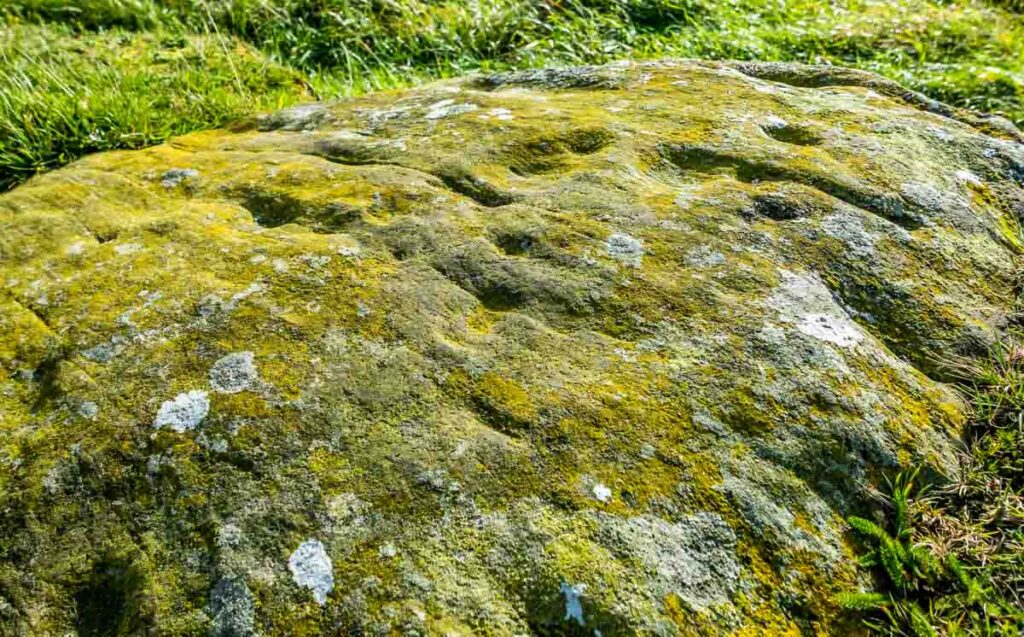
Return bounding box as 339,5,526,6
1,59,1023,635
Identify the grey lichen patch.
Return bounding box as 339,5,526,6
113,242,142,256
718,456,844,569
196,283,265,318
597,512,742,611
821,211,876,258
685,245,726,268
477,64,631,90
768,270,864,348
161,168,199,188
209,351,258,394
80,340,123,364
605,232,644,267
258,102,332,131
209,577,256,637
153,390,210,432
288,539,334,606
899,180,974,229
77,401,99,420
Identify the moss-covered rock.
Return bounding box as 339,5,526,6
1,59,1021,635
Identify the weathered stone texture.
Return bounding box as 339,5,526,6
1,59,1022,635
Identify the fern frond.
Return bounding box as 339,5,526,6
946,554,985,603
893,484,912,537
837,591,890,611
908,545,941,585
889,468,921,538
849,516,892,545
907,600,939,637
878,536,908,588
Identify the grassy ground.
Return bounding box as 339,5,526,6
2,0,1024,191
0,23,309,191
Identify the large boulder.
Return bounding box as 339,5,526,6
1,59,1022,635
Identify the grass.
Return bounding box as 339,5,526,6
1,1,1024,191
0,22,309,192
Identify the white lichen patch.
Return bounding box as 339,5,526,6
425,99,479,120
592,483,613,503
288,539,334,606
795,313,863,348
228,283,263,309
209,352,258,394
767,270,864,348
761,115,789,131
335,242,362,258
605,232,644,267
154,390,210,432
479,107,514,121
114,243,142,256
954,170,982,187
559,582,586,626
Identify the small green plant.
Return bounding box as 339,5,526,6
842,331,1024,635
841,470,944,637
